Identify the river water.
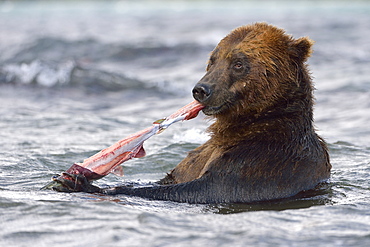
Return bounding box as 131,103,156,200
1,1,370,246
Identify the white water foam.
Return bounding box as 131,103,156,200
173,128,210,144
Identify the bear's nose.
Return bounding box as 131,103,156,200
192,83,211,103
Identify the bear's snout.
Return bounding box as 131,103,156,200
192,83,212,103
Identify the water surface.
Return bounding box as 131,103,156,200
1,1,370,246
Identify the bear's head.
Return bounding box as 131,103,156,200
193,23,314,122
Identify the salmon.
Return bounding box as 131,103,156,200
43,100,204,192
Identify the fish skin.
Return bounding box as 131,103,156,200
81,126,157,175
47,100,204,190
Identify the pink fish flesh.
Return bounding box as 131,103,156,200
52,100,204,185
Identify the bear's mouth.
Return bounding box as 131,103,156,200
202,104,227,115
201,95,240,116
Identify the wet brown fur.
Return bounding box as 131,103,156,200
105,23,331,204
157,23,331,202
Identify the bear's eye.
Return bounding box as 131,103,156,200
233,61,243,70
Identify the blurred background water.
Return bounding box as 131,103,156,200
1,1,370,246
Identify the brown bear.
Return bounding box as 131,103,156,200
68,23,332,204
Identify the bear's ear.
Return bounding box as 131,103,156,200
288,37,314,62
